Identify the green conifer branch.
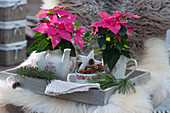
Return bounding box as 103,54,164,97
89,72,136,94
16,66,56,82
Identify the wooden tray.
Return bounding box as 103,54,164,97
0,68,150,106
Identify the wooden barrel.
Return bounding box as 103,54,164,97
0,0,27,21
0,47,26,65
0,24,26,44
0,40,27,65
0,0,27,65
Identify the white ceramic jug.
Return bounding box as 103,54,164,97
31,49,76,81
103,55,137,79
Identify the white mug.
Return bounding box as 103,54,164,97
104,56,137,79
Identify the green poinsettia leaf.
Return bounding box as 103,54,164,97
82,36,90,42
97,28,107,35
27,40,40,52
32,32,43,38
121,50,131,58
42,43,53,51
58,39,68,51
70,32,73,39
84,31,91,38
82,31,92,42
121,35,128,42
28,25,38,30
36,39,50,53
131,39,145,48
69,43,76,57
89,34,95,41
28,23,40,30
85,40,98,48
94,46,101,54
118,26,127,36
115,40,124,52
58,39,76,57
47,10,55,15
102,48,120,71
105,40,113,49
107,30,115,38
32,32,47,40
98,35,106,49
74,21,80,30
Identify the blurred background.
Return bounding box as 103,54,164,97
0,0,42,71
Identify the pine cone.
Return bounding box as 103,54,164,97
85,66,89,71
12,82,21,89
86,68,93,74
98,65,104,72
91,65,98,72
78,69,85,73
89,58,95,65
97,64,103,67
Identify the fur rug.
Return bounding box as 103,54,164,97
0,38,169,113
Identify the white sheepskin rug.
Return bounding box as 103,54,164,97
0,38,169,113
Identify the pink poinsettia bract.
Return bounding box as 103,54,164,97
32,7,85,49
89,11,140,42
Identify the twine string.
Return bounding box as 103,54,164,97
14,24,22,36
12,0,23,11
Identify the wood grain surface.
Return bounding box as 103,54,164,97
0,5,26,21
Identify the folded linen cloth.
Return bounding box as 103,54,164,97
45,80,100,96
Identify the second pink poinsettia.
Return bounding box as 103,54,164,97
89,11,140,42
87,10,141,72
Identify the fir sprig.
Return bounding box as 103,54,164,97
89,72,136,94
115,78,136,94
16,67,56,82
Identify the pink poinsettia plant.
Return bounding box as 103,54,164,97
27,6,86,56
89,11,142,71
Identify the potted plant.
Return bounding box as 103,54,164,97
88,11,142,78
27,6,86,80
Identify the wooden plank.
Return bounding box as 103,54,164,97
0,47,26,65
0,26,26,65
0,27,25,44
0,69,150,106
0,5,26,21
127,69,151,85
